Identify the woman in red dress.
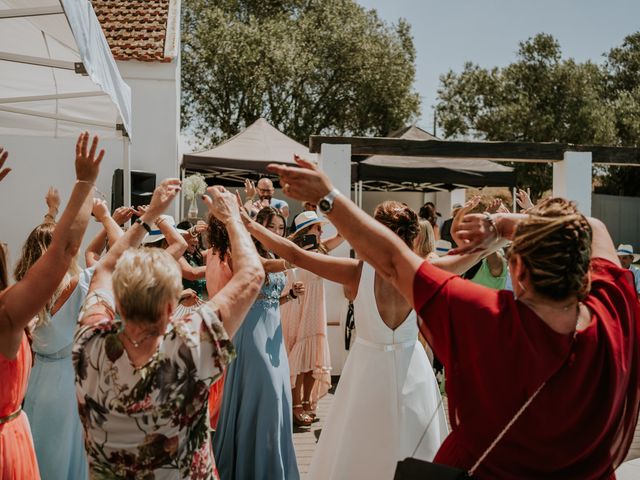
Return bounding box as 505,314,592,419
0,134,102,479
270,157,640,479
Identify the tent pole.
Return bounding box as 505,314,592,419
123,137,131,212
180,166,186,221
512,187,517,213
358,180,363,209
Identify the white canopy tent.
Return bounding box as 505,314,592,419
0,0,132,199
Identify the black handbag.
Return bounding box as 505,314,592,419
344,301,355,350
394,381,548,479
394,457,470,479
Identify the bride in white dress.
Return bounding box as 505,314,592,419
243,200,485,479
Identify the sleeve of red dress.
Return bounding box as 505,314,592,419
412,259,506,370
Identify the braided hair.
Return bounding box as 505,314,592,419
510,198,592,300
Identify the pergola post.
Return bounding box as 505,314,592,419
553,151,592,216
319,143,351,375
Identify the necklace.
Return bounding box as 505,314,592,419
120,329,160,348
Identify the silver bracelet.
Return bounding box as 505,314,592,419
483,212,501,241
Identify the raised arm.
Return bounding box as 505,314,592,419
43,186,60,224
178,257,207,280
85,202,129,267
0,132,102,357
244,213,361,290
156,215,188,260
267,158,422,305
204,187,265,338
81,179,183,325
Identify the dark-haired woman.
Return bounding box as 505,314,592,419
176,220,207,299
270,156,640,479
242,201,484,479
213,206,300,480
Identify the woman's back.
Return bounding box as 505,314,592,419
308,262,447,480
414,258,640,478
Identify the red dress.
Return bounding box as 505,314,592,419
414,258,640,479
0,334,40,480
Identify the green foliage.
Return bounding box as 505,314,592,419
181,0,420,148
436,32,640,198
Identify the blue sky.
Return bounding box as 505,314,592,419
356,0,640,133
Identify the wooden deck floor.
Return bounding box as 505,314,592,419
292,387,335,478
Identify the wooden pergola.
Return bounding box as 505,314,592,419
309,136,640,166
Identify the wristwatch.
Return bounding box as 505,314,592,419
318,188,340,214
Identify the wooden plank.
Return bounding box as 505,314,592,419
309,136,640,165
310,136,566,161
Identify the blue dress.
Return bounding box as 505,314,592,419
213,271,299,480
24,267,93,480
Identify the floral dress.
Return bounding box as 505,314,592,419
73,304,235,480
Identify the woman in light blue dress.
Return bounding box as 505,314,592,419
213,208,299,480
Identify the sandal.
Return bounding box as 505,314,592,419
293,405,313,427
302,401,318,422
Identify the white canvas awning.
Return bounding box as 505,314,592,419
0,0,132,138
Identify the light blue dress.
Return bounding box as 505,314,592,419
24,267,93,480
213,271,299,480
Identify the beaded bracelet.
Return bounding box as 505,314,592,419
483,212,501,241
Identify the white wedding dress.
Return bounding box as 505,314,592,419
307,263,448,480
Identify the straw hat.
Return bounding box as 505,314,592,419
616,244,640,263
293,211,327,232
434,239,452,257
142,215,187,244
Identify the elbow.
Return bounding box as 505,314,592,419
64,239,82,262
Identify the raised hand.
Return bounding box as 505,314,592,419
112,206,134,226
244,178,256,200
134,205,149,218
0,147,11,183
145,179,181,219
516,189,534,211
450,196,500,255
75,132,104,184
203,186,241,225
486,198,502,214
267,155,332,203
92,199,110,222
45,187,61,212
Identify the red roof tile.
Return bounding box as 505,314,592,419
92,0,175,62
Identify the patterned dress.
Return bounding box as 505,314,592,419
73,304,235,480
213,271,299,480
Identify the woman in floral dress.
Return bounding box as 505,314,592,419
73,182,264,479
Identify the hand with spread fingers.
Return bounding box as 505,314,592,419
203,185,241,225
449,196,501,255
267,155,332,203
146,179,181,220
516,189,534,211
0,147,10,183
75,132,105,184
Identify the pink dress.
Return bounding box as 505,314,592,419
205,251,234,428
281,268,331,404
1,334,40,480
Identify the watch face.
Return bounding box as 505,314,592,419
319,199,331,212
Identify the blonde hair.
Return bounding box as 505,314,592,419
112,248,182,323
415,219,436,258
511,198,592,301
14,223,79,327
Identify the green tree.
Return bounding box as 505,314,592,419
436,33,618,199
181,0,421,147
598,32,640,196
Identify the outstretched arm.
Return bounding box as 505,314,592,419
85,203,130,267
267,158,423,305
244,213,360,290
0,133,103,357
